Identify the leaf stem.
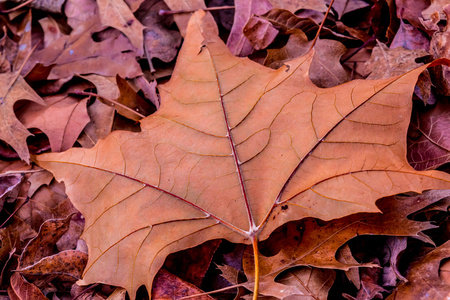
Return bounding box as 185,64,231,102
310,0,335,50
252,235,260,300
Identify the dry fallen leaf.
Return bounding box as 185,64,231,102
96,0,146,55
7,273,47,300
0,71,45,163
241,190,450,298
35,10,450,298
386,240,450,299
407,99,450,170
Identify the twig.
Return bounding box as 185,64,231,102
159,6,235,16
74,91,146,119
340,35,376,64
310,0,335,50
0,197,29,228
0,0,34,13
72,283,100,300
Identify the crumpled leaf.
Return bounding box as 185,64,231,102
35,11,450,298
268,0,328,13
24,15,142,80
18,250,88,282
136,0,182,63
386,240,450,299
429,5,450,96
7,273,47,300
77,99,115,148
0,72,45,163
227,0,273,56
19,215,73,269
96,0,145,55
364,43,429,79
162,0,209,36
265,34,349,88
407,99,450,170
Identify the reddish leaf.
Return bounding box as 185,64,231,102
387,241,450,299
408,99,450,170
7,273,47,300
151,269,214,299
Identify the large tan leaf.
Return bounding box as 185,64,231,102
35,10,450,298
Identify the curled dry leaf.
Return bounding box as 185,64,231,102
7,273,47,300
77,99,115,148
96,0,146,55
35,11,450,298
386,240,450,300
226,0,273,56
268,0,328,13
408,99,450,170
364,43,429,79
136,0,182,64
24,16,142,80
18,250,88,282
19,215,73,269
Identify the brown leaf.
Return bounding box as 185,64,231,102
381,237,408,286
18,250,88,282
164,239,221,287
0,72,45,163
387,241,450,299
151,269,214,299
18,89,90,152
247,8,355,42
390,19,430,51
429,5,450,96
35,11,450,298
77,100,115,148
421,0,449,21
24,17,142,80
0,174,23,210
407,99,450,170
243,15,279,51
19,215,73,269
329,0,371,19
96,0,145,55
242,191,450,296
65,0,99,29
7,273,47,300
226,0,273,56
337,245,361,289
265,35,349,87
255,266,336,299
27,170,54,197
162,0,210,37
115,75,155,121
396,0,431,28
364,43,429,79
135,0,182,63
268,0,328,13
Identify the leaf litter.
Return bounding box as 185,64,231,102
0,0,449,299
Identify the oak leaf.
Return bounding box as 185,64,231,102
0,72,45,163
35,11,450,298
